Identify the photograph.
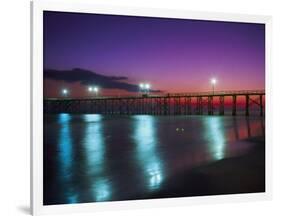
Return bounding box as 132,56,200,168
43,11,265,205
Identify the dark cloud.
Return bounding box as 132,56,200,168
44,68,161,93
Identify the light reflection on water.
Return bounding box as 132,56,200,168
82,114,112,202
132,115,164,190
83,114,104,174
58,113,78,204
203,117,226,160
44,114,265,205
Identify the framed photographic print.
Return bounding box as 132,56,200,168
31,0,272,215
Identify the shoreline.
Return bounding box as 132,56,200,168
139,136,265,199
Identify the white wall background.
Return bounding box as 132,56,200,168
0,0,280,215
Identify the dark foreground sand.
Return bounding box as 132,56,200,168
138,136,265,199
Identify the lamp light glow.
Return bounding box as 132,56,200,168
211,78,217,85
210,78,217,94
93,87,99,92
62,89,68,95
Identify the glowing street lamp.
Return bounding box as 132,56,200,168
88,86,93,92
139,83,144,93
145,83,150,94
62,88,68,96
211,78,217,94
88,86,99,96
93,86,99,96
139,82,151,94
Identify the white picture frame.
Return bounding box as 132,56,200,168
31,0,272,215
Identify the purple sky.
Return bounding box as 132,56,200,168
43,11,265,97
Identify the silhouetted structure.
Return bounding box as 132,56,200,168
44,90,265,116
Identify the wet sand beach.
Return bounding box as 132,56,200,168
144,136,265,199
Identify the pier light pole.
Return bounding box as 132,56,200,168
93,86,99,97
145,83,150,94
211,78,217,95
88,86,94,96
62,88,69,97
139,83,144,94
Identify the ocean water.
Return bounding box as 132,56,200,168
43,114,265,205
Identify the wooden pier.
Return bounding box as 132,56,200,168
44,90,265,116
